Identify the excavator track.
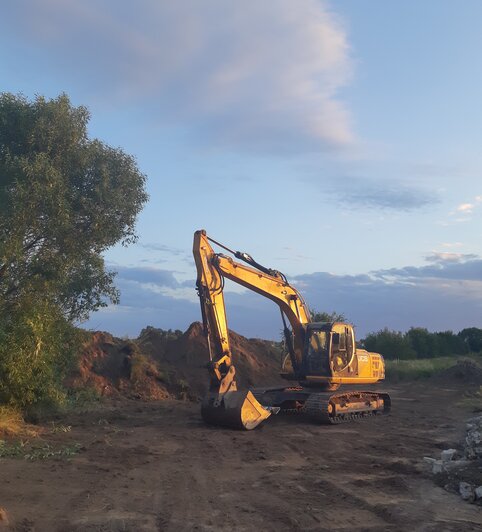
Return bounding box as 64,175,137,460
303,391,391,424
253,387,391,425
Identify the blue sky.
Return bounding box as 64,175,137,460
1,1,481,338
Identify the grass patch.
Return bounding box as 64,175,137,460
0,406,38,438
65,387,102,409
385,356,463,381
130,352,169,384
177,379,190,392
23,442,82,460
49,422,71,434
0,439,26,458
16,386,101,424
1,406,81,460
0,439,81,460
24,387,103,424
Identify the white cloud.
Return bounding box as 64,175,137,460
441,242,463,248
447,195,482,222
427,252,463,262
457,203,474,213
425,251,477,263
5,0,354,153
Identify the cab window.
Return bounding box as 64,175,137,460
306,330,329,374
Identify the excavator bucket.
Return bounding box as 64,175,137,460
201,390,271,430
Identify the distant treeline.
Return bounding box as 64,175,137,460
361,327,482,360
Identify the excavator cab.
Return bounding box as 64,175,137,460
282,322,356,379
304,322,356,375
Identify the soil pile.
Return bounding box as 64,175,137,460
71,322,285,400
438,358,482,385
137,321,285,398
67,332,171,400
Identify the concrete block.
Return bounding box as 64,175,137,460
441,449,457,461
459,482,475,501
443,459,471,472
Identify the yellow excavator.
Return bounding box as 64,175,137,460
193,230,390,430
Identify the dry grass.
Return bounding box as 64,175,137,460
0,406,39,438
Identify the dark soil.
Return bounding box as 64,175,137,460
438,359,482,385
1,381,482,531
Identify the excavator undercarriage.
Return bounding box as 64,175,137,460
253,387,391,424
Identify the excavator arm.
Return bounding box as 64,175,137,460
193,231,234,395
194,230,310,388
193,229,311,429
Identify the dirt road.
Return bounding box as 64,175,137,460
1,381,481,531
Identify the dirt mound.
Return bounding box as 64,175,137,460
137,321,285,399
67,332,171,400
438,358,482,385
72,322,285,401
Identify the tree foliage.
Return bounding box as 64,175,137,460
0,298,80,407
459,327,482,353
363,328,416,360
310,309,346,323
0,93,148,406
0,93,148,320
362,326,482,359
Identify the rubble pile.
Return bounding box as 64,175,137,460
465,415,482,460
425,414,482,504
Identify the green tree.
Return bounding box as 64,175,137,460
0,93,148,406
0,93,148,319
435,330,467,356
363,328,416,360
406,327,438,358
458,328,482,353
310,309,346,323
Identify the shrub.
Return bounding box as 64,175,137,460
0,299,79,408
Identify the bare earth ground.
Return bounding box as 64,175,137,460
1,381,481,532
